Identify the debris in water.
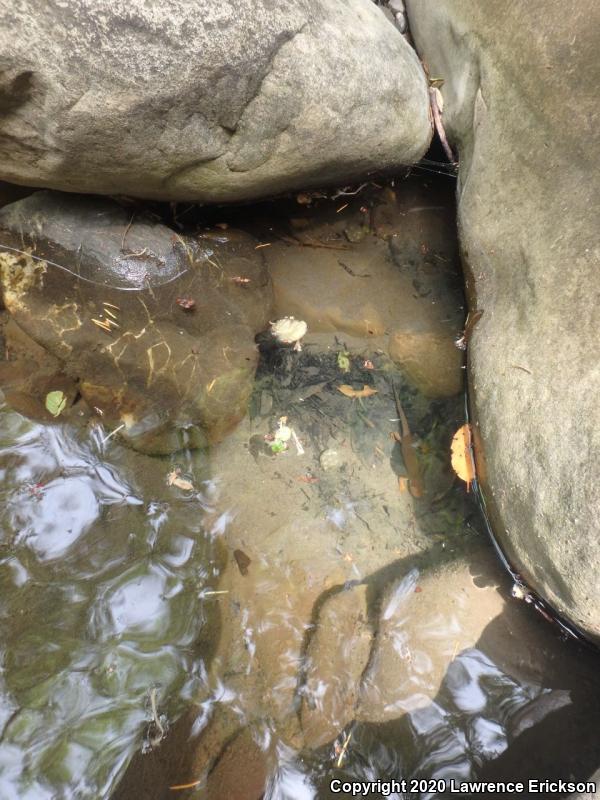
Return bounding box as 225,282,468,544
166,468,195,491
335,730,353,768
170,779,203,792
297,474,319,484
363,359,374,370
291,429,305,455
455,309,483,350
337,351,351,373
269,316,308,351
91,317,113,333
176,297,196,310
512,580,533,602
450,423,476,491
337,384,378,399
233,549,251,576
101,422,125,445
265,416,294,453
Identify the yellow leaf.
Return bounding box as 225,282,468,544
45,390,67,417
451,423,476,491
337,384,378,399
337,351,351,372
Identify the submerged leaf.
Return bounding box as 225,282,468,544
337,384,378,399
45,390,67,417
337,351,351,373
451,423,476,490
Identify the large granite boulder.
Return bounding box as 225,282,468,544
405,0,600,639
0,0,431,203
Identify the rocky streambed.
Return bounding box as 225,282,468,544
0,0,599,798
0,175,598,799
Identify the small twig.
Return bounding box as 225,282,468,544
101,423,125,445
331,182,368,200
336,731,353,767
169,780,202,792
429,87,457,166
91,318,112,333
279,233,351,252
291,429,305,455
510,363,533,374
121,215,134,251
170,779,203,792
338,260,371,278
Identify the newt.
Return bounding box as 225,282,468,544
392,383,424,498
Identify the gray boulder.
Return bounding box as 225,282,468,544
405,0,600,639
0,0,431,202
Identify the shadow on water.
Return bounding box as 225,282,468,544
310,595,600,799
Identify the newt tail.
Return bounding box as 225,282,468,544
392,383,424,499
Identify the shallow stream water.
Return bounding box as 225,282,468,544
1,174,599,800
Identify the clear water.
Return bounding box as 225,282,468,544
1,177,599,800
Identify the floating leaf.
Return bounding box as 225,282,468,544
451,423,476,491
337,351,351,373
45,390,67,417
337,384,378,399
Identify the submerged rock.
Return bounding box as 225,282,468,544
405,0,600,640
0,1,431,203
0,191,273,452
300,584,372,748
265,178,465,397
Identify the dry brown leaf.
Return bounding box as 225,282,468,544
451,423,476,491
337,384,378,399
166,469,194,492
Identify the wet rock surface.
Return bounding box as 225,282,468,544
262,177,465,397
300,584,372,748
405,0,600,640
0,191,272,453
0,0,431,203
